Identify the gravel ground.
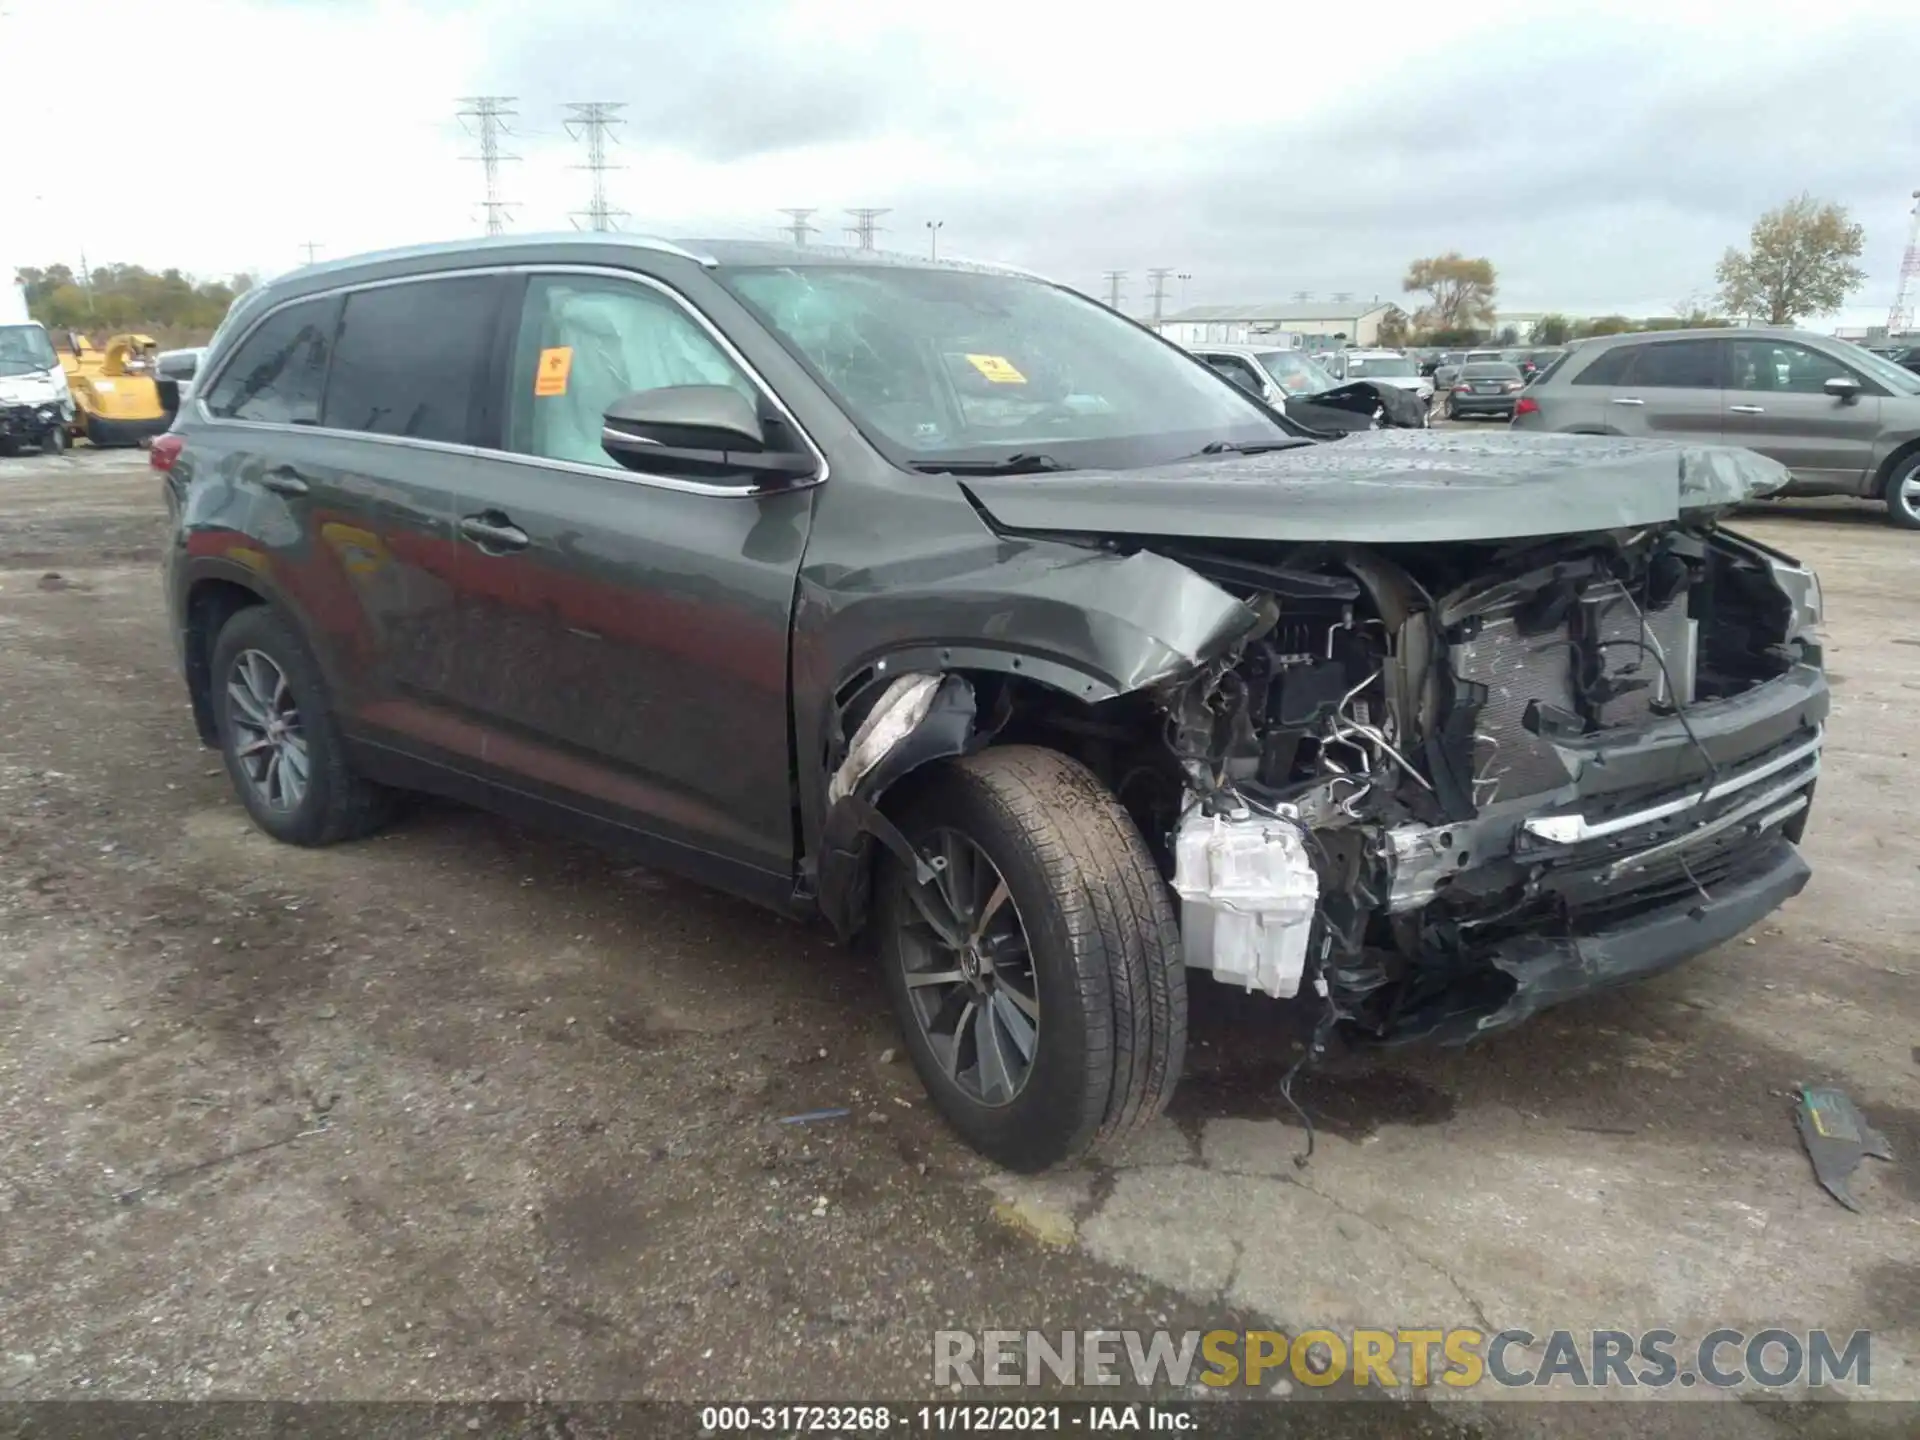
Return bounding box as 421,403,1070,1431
0,449,1914,1437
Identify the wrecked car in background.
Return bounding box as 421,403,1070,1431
161,237,1826,1173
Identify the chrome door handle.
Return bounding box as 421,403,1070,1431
459,513,530,553
260,466,309,496
1610,397,1645,406
1728,404,1765,414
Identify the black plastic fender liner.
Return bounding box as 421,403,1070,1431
817,675,981,942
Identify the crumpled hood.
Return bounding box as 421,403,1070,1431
962,430,1791,544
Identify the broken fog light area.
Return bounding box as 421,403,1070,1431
1172,808,1319,998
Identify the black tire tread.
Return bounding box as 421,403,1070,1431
945,746,1185,1159
211,606,393,846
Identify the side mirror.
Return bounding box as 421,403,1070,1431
1824,374,1863,404
601,385,816,487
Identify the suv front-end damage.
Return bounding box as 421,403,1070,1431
817,433,1825,1053
1143,521,1824,1044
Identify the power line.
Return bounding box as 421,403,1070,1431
1888,189,1920,337
1146,267,1174,325
777,208,819,245
845,208,890,250
456,96,519,236
563,102,628,232
1102,270,1127,311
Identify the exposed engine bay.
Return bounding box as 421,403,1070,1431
1068,522,1826,1045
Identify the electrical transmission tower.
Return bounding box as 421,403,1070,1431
778,209,819,245
1102,271,1127,311
1146,268,1174,325
300,241,323,265
456,96,519,236
1331,291,1354,304
563,102,628,232
1888,190,1920,338
1291,290,1313,304
845,208,890,250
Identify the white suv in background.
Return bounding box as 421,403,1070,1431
1319,348,1436,405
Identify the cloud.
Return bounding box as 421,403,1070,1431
6,0,1916,322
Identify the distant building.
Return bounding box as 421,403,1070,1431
1158,300,1395,351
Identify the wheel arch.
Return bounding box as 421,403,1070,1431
811,648,1169,945
181,567,275,745
1872,435,1920,490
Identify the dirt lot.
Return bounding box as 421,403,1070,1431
1,451,1915,1434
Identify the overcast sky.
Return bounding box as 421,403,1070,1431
6,0,1917,326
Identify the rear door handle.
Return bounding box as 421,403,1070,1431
1728,404,1765,414
260,466,310,496
459,512,530,553
1610,397,1645,406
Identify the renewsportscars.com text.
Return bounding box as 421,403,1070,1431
933,1328,1873,1391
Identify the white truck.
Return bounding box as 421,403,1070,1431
2,270,75,454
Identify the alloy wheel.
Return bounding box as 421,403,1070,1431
895,829,1042,1107
1900,465,1920,525
226,649,310,812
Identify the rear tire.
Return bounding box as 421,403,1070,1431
210,605,394,846
876,746,1185,1171
1883,454,1920,530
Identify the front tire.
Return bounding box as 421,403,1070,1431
1884,454,1920,530
877,746,1185,1171
210,606,394,846
42,425,67,456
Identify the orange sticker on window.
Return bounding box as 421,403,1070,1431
965,353,1027,384
534,346,573,396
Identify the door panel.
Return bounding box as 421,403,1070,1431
192,291,461,736
1722,339,1882,491
448,269,816,879
1606,338,1726,442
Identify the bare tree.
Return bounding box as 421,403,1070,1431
1715,194,1865,325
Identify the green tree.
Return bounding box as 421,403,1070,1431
1714,194,1865,325
1530,314,1572,346
1580,315,1633,337
20,260,251,337
1403,252,1498,334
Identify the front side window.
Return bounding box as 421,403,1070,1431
202,297,339,423
721,265,1296,470
321,276,500,444
1728,339,1862,395
504,274,755,470
1202,354,1264,393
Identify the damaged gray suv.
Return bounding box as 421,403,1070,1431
160,236,1827,1171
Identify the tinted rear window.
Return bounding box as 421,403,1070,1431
202,297,340,424
1627,339,1722,388
1461,363,1521,379
321,276,502,443
1570,345,1635,385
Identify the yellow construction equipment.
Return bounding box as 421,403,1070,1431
62,332,170,447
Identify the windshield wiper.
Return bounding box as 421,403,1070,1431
909,452,1072,476
1193,438,1314,457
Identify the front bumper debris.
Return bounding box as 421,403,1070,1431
0,402,64,443
1402,837,1811,1045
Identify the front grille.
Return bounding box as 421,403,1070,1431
1451,582,1693,804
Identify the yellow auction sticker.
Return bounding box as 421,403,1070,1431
965,353,1027,384
534,346,573,396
